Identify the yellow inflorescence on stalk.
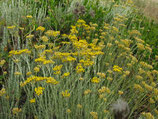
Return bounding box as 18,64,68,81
62,90,70,97
113,65,123,72
35,87,45,96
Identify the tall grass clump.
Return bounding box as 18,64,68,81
0,0,158,119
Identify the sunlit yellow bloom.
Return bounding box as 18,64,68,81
76,63,85,73
0,60,6,66
26,72,32,76
61,72,70,78
154,109,158,115
34,45,46,49
41,36,49,42
113,65,123,72
54,71,61,75
35,87,45,96
3,71,7,75
141,112,154,119
77,19,86,24
84,89,91,95
45,30,60,37
0,88,6,96
91,77,100,83
118,91,123,95
134,84,144,92
66,109,71,113
103,110,109,114
129,30,141,36
26,15,33,18
149,98,155,104
36,26,45,31
53,65,63,71
142,81,153,91
12,108,22,115
7,25,16,29
9,49,31,56
98,86,106,93
29,98,35,103
112,26,119,32
62,90,70,97
46,77,59,85
77,104,82,109
97,72,106,78
26,34,34,39
34,67,40,73
43,60,55,65
90,112,98,119
14,72,21,75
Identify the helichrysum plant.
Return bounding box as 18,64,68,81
0,0,158,119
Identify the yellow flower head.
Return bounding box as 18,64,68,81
0,60,6,66
26,15,33,18
29,98,36,103
34,67,40,73
118,90,123,95
90,112,98,119
113,65,123,72
7,25,16,29
41,36,49,42
62,90,70,97
84,89,91,95
77,104,82,109
12,107,22,115
14,72,22,75
35,87,45,96
26,34,34,39
36,26,45,31
66,109,71,113
0,88,6,96
91,77,100,83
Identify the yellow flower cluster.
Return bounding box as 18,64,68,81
84,89,91,95
35,57,55,65
26,34,34,39
62,90,70,97
90,112,98,119
98,86,110,93
79,59,94,67
91,77,100,83
35,87,45,96
134,84,144,92
113,65,123,72
97,72,106,78
7,25,16,29
9,49,31,56
0,60,6,66
53,65,63,75
0,88,6,96
61,72,70,78
12,107,22,115
141,112,154,119
45,30,60,37
41,36,49,42
30,98,36,103
76,63,85,73
36,26,45,31
34,45,46,49
20,76,59,87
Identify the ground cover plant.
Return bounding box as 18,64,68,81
0,0,158,119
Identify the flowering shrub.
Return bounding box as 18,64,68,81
0,0,158,119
